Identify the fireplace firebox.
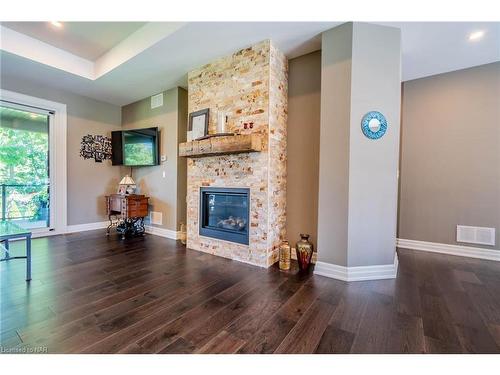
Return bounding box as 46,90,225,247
199,187,250,245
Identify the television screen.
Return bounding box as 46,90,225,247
122,127,159,166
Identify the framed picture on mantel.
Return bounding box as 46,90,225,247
189,108,209,141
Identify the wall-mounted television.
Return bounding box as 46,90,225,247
111,127,160,167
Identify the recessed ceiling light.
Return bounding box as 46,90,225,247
50,21,63,28
468,30,485,41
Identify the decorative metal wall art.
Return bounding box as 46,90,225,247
79,134,112,162
361,111,388,140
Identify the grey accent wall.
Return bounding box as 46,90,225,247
317,23,353,266
121,87,188,232
399,62,500,250
0,77,122,226
287,50,321,250
317,22,401,267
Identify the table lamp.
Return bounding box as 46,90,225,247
119,175,136,195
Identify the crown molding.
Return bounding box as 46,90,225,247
1,23,186,81
0,26,94,79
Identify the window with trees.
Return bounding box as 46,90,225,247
0,104,50,229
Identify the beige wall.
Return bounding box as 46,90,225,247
287,51,321,251
399,62,500,250
287,56,500,257
1,78,189,230
1,77,122,225
121,87,188,232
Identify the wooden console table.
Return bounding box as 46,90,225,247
106,194,149,239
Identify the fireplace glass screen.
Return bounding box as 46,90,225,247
200,187,250,245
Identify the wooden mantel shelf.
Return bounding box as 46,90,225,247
178,134,263,158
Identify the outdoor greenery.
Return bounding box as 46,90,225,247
124,143,154,166
0,107,49,223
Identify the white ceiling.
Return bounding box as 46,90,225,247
1,22,499,106
383,22,500,81
1,22,146,60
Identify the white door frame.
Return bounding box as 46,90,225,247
0,89,67,236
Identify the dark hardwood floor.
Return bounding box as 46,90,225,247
1,230,500,354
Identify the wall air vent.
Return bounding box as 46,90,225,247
151,93,163,109
150,211,163,225
457,225,496,246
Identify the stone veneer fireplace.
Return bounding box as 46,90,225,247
185,40,288,267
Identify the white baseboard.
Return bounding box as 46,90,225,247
145,225,180,240
65,221,109,233
314,253,399,282
43,221,180,241
397,238,500,262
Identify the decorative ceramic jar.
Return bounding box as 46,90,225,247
296,234,313,271
279,241,291,271
179,222,187,245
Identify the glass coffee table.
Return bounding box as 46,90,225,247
0,221,32,281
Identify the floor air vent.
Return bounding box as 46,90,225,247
457,225,496,246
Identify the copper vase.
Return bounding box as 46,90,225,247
296,234,313,271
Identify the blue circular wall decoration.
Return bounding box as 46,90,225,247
361,111,387,139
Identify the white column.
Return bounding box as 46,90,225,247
315,22,401,281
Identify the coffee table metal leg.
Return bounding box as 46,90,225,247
4,239,9,259
26,234,32,281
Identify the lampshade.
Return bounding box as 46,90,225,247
119,175,135,186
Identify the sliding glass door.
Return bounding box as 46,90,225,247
0,101,53,232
